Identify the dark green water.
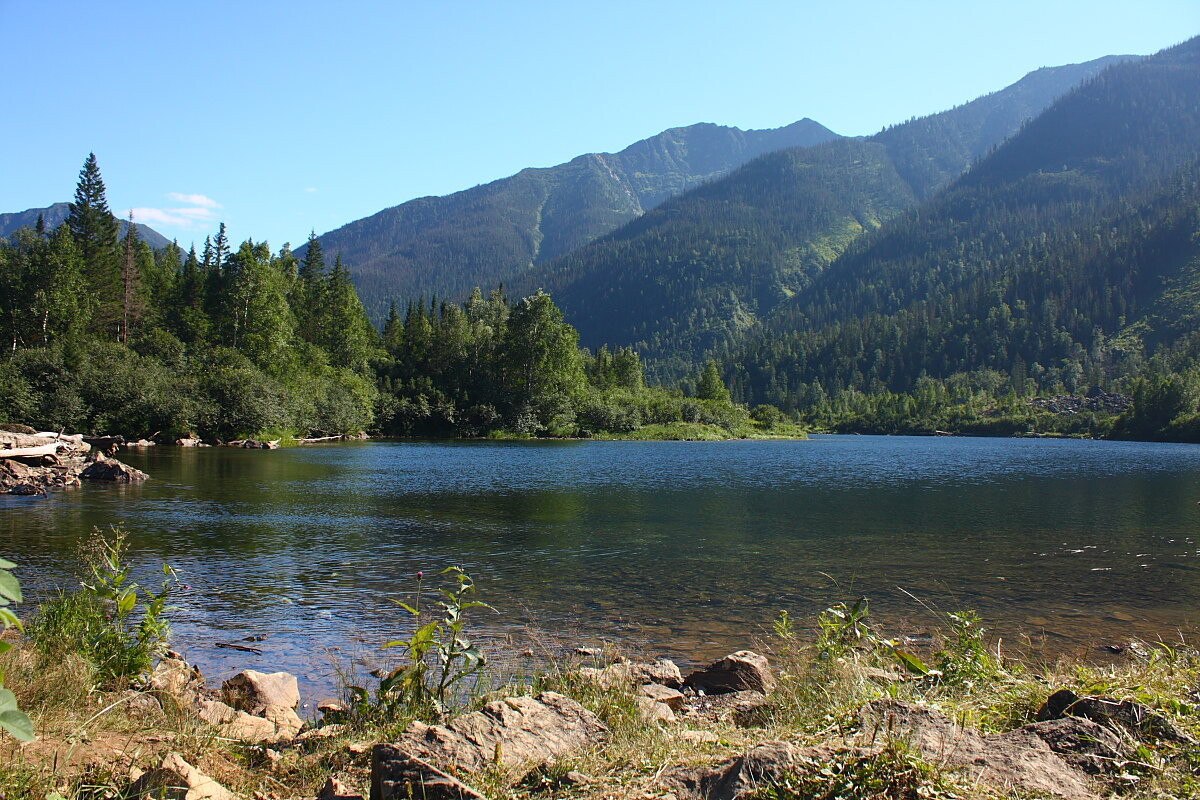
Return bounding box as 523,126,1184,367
3,435,1199,696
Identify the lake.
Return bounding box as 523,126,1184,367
3,435,1199,698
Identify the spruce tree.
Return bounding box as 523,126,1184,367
119,214,144,343
66,153,120,333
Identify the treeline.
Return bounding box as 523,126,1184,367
0,154,386,439
0,155,765,441
373,289,754,437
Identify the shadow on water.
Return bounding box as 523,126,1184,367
3,436,1199,695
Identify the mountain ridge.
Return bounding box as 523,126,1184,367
520,54,1135,379
302,118,841,315
0,202,174,250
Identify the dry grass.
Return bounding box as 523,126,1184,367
3,617,1200,800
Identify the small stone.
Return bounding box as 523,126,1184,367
562,770,592,785
679,729,720,745
317,777,364,800
128,753,236,800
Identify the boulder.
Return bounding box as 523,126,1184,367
578,658,684,690
196,697,301,744
859,699,1098,800
684,651,775,695
641,682,686,711
1023,716,1131,774
383,691,606,778
127,753,236,800
84,435,124,455
148,653,205,704
177,438,202,447
1036,688,1191,743
80,454,148,482
371,749,487,800
636,695,677,724
222,669,301,713
667,740,827,800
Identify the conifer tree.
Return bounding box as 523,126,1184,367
66,153,120,332
119,214,144,343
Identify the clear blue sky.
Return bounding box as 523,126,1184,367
1,1,1195,251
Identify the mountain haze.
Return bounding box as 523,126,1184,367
0,202,173,250
304,119,840,316
523,55,1131,379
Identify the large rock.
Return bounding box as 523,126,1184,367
684,651,775,695
641,682,686,711
667,740,837,800
222,669,300,713
859,699,1098,800
128,753,236,800
1037,688,1191,743
1024,716,1131,775
371,750,487,800
80,453,148,482
148,653,206,705
578,658,683,690
381,691,606,779
196,698,301,744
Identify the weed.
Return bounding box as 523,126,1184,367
346,566,493,723
26,526,175,688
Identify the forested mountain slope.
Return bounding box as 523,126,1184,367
526,55,1129,379
724,37,1200,408
0,202,172,250
304,119,839,317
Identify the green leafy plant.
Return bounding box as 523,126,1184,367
27,527,175,687
935,610,1001,686
0,556,35,741
815,597,880,657
349,566,493,721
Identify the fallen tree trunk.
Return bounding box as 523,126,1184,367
0,443,61,458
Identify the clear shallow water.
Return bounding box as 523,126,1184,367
3,435,1200,698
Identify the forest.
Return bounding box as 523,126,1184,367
0,156,766,442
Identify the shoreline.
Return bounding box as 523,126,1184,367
3,615,1197,799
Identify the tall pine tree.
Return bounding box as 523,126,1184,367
66,153,120,335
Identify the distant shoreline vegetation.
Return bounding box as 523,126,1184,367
0,156,794,445
2,154,1198,447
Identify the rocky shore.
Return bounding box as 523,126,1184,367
10,642,1185,800
0,428,148,495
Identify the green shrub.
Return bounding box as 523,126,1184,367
27,527,175,688
347,567,492,723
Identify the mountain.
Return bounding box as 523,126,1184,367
522,55,1132,380
724,37,1200,407
303,119,841,316
0,202,174,250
